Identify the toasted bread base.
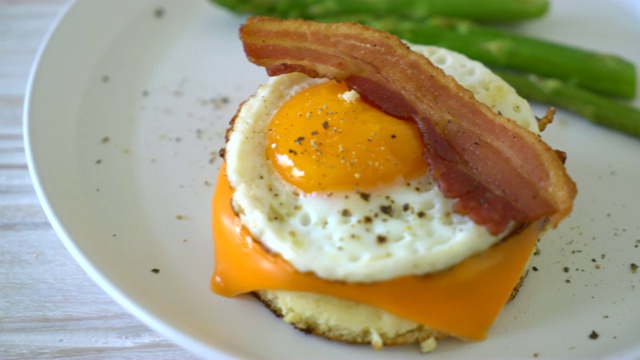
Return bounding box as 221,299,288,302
254,265,530,353
254,290,446,353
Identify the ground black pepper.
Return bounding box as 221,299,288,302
380,205,393,216
154,7,165,18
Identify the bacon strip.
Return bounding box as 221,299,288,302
239,16,577,235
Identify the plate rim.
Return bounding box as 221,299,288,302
22,1,238,359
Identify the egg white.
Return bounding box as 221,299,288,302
224,44,539,283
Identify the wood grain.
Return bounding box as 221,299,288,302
0,1,197,358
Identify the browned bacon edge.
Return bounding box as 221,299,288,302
239,16,577,235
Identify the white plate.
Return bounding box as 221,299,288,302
24,0,640,359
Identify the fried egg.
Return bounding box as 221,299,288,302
224,44,539,283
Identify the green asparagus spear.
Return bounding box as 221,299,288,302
493,69,640,138
210,0,639,128
210,0,636,99
343,16,636,99
211,0,550,23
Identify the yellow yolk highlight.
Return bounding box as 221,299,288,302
266,81,428,193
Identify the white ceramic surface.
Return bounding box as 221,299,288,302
24,0,640,358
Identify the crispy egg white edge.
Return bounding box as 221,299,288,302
224,44,539,283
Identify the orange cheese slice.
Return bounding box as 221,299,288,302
211,164,543,340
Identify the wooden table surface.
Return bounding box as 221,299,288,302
0,1,197,358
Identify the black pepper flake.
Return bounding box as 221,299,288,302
532,266,538,272
417,211,426,218
288,149,298,155
363,216,373,224
379,205,393,216
589,330,599,340
376,235,387,244
154,7,165,18
402,203,410,212
294,136,305,145
631,263,638,274
322,121,329,129
151,268,160,274
359,192,371,201
390,134,396,139
563,266,570,273
340,209,352,217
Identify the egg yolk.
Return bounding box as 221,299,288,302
266,81,428,193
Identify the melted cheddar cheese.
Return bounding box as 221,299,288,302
211,164,543,340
